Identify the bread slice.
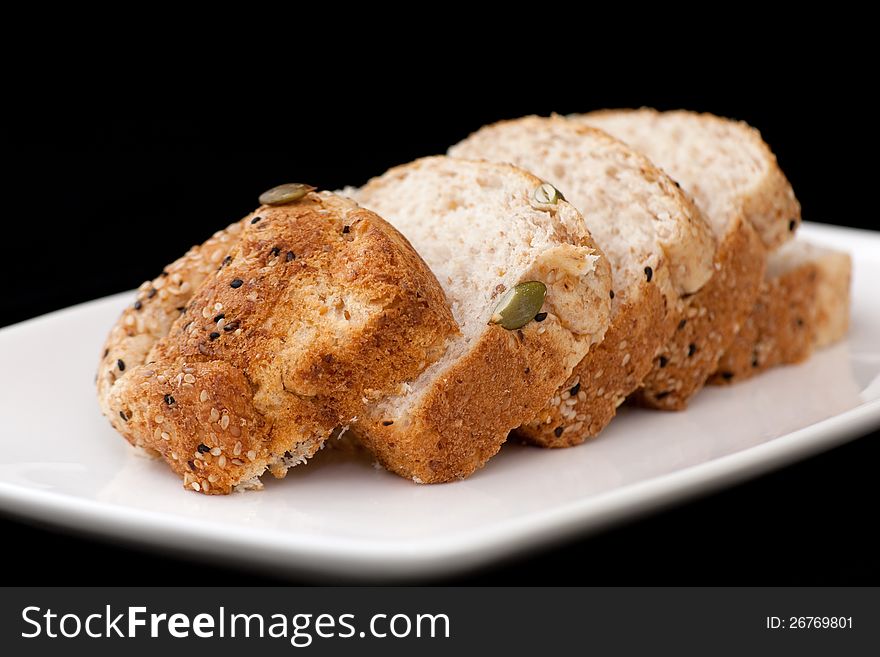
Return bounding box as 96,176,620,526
349,156,613,480
97,191,457,494
576,109,801,409
449,116,715,446
709,239,852,384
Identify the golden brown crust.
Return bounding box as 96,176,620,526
353,308,598,482
634,217,766,410
708,264,817,385
97,193,457,494
517,277,675,447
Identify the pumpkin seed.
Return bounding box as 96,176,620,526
489,281,547,330
532,183,564,205
259,183,316,206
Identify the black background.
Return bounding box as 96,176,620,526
2,50,878,585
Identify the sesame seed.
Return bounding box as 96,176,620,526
154,415,165,424
251,216,262,224
644,266,653,283
142,370,155,377
157,375,167,384
223,320,240,332
147,288,157,299
554,426,564,437
231,458,244,466
233,441,242,456
342,225,350,234
213,313,225,322
208,474,218,483
534,312,548,322
197,443,210,453
678,319,687,331
688,343,697,357
117,359,126,371
270,246,280,257
199,390,209,402
119,411,128,421
221,255,232,268
609,290,615,299
184,367,195,374
570,382,581,396
214,303,223,311
230,279,243,288
721,371,734,380
220,415,230,430
187,459,196,469
229,424,241,437
191,481,201,491
286,251,295,262
210,447,222,456
184,373,196,384
218,455,227,468
789,219,797,231
209,332,220,341
247,450,256,461
210,408,220,423
134,300,142,310
171,452,178,460
161,432,170,440
658,355,668,368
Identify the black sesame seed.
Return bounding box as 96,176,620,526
164,394,175,405
119,410,128,421
147,288,157,299
382,420,394,426
678,319,687,331
117,359,126,371
570,382,581,396
524,367,531,375
286,251,295,262
752,358,760,368
221,255,233,268
251,216,262,224
209,332,221,341
270,247,280,257
230,279,243,289
721,371,734,380
534,312,548,322
554,426,564,438
213,313,225,322
197,443,210,454
177,306,186,314
342,225,350,234
103,348,109,357
644,266,653,283
133,300,142,310
161,271,169,277
223,320,240,332
658,355,668,368
609,290,615,299
187,460,196,470
655,391,671,400
672,179,681,188
688,343,697,357
789,219,797,232
796,317,804,327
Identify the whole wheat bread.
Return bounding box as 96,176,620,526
97,192,457,493
576,109,801,409
349,156,613,480
710,238,852,384
450,116,715,445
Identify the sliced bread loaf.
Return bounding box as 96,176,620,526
710,239,852,384
349,156,613,479
97,191,457,493
576,109,801,409
449,116,715,446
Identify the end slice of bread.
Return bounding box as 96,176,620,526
450,116,715,445
350,156,613,480
97,192,457,493
576,109,800,409
710,239,852,384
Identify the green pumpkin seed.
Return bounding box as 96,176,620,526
489,281,547,330
259,183,316,206
532,183,564,205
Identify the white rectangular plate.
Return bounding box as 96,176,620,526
1,222,879,579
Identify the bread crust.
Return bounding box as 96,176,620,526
634,216,766,409
97,193,457,493
709,247,852,385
